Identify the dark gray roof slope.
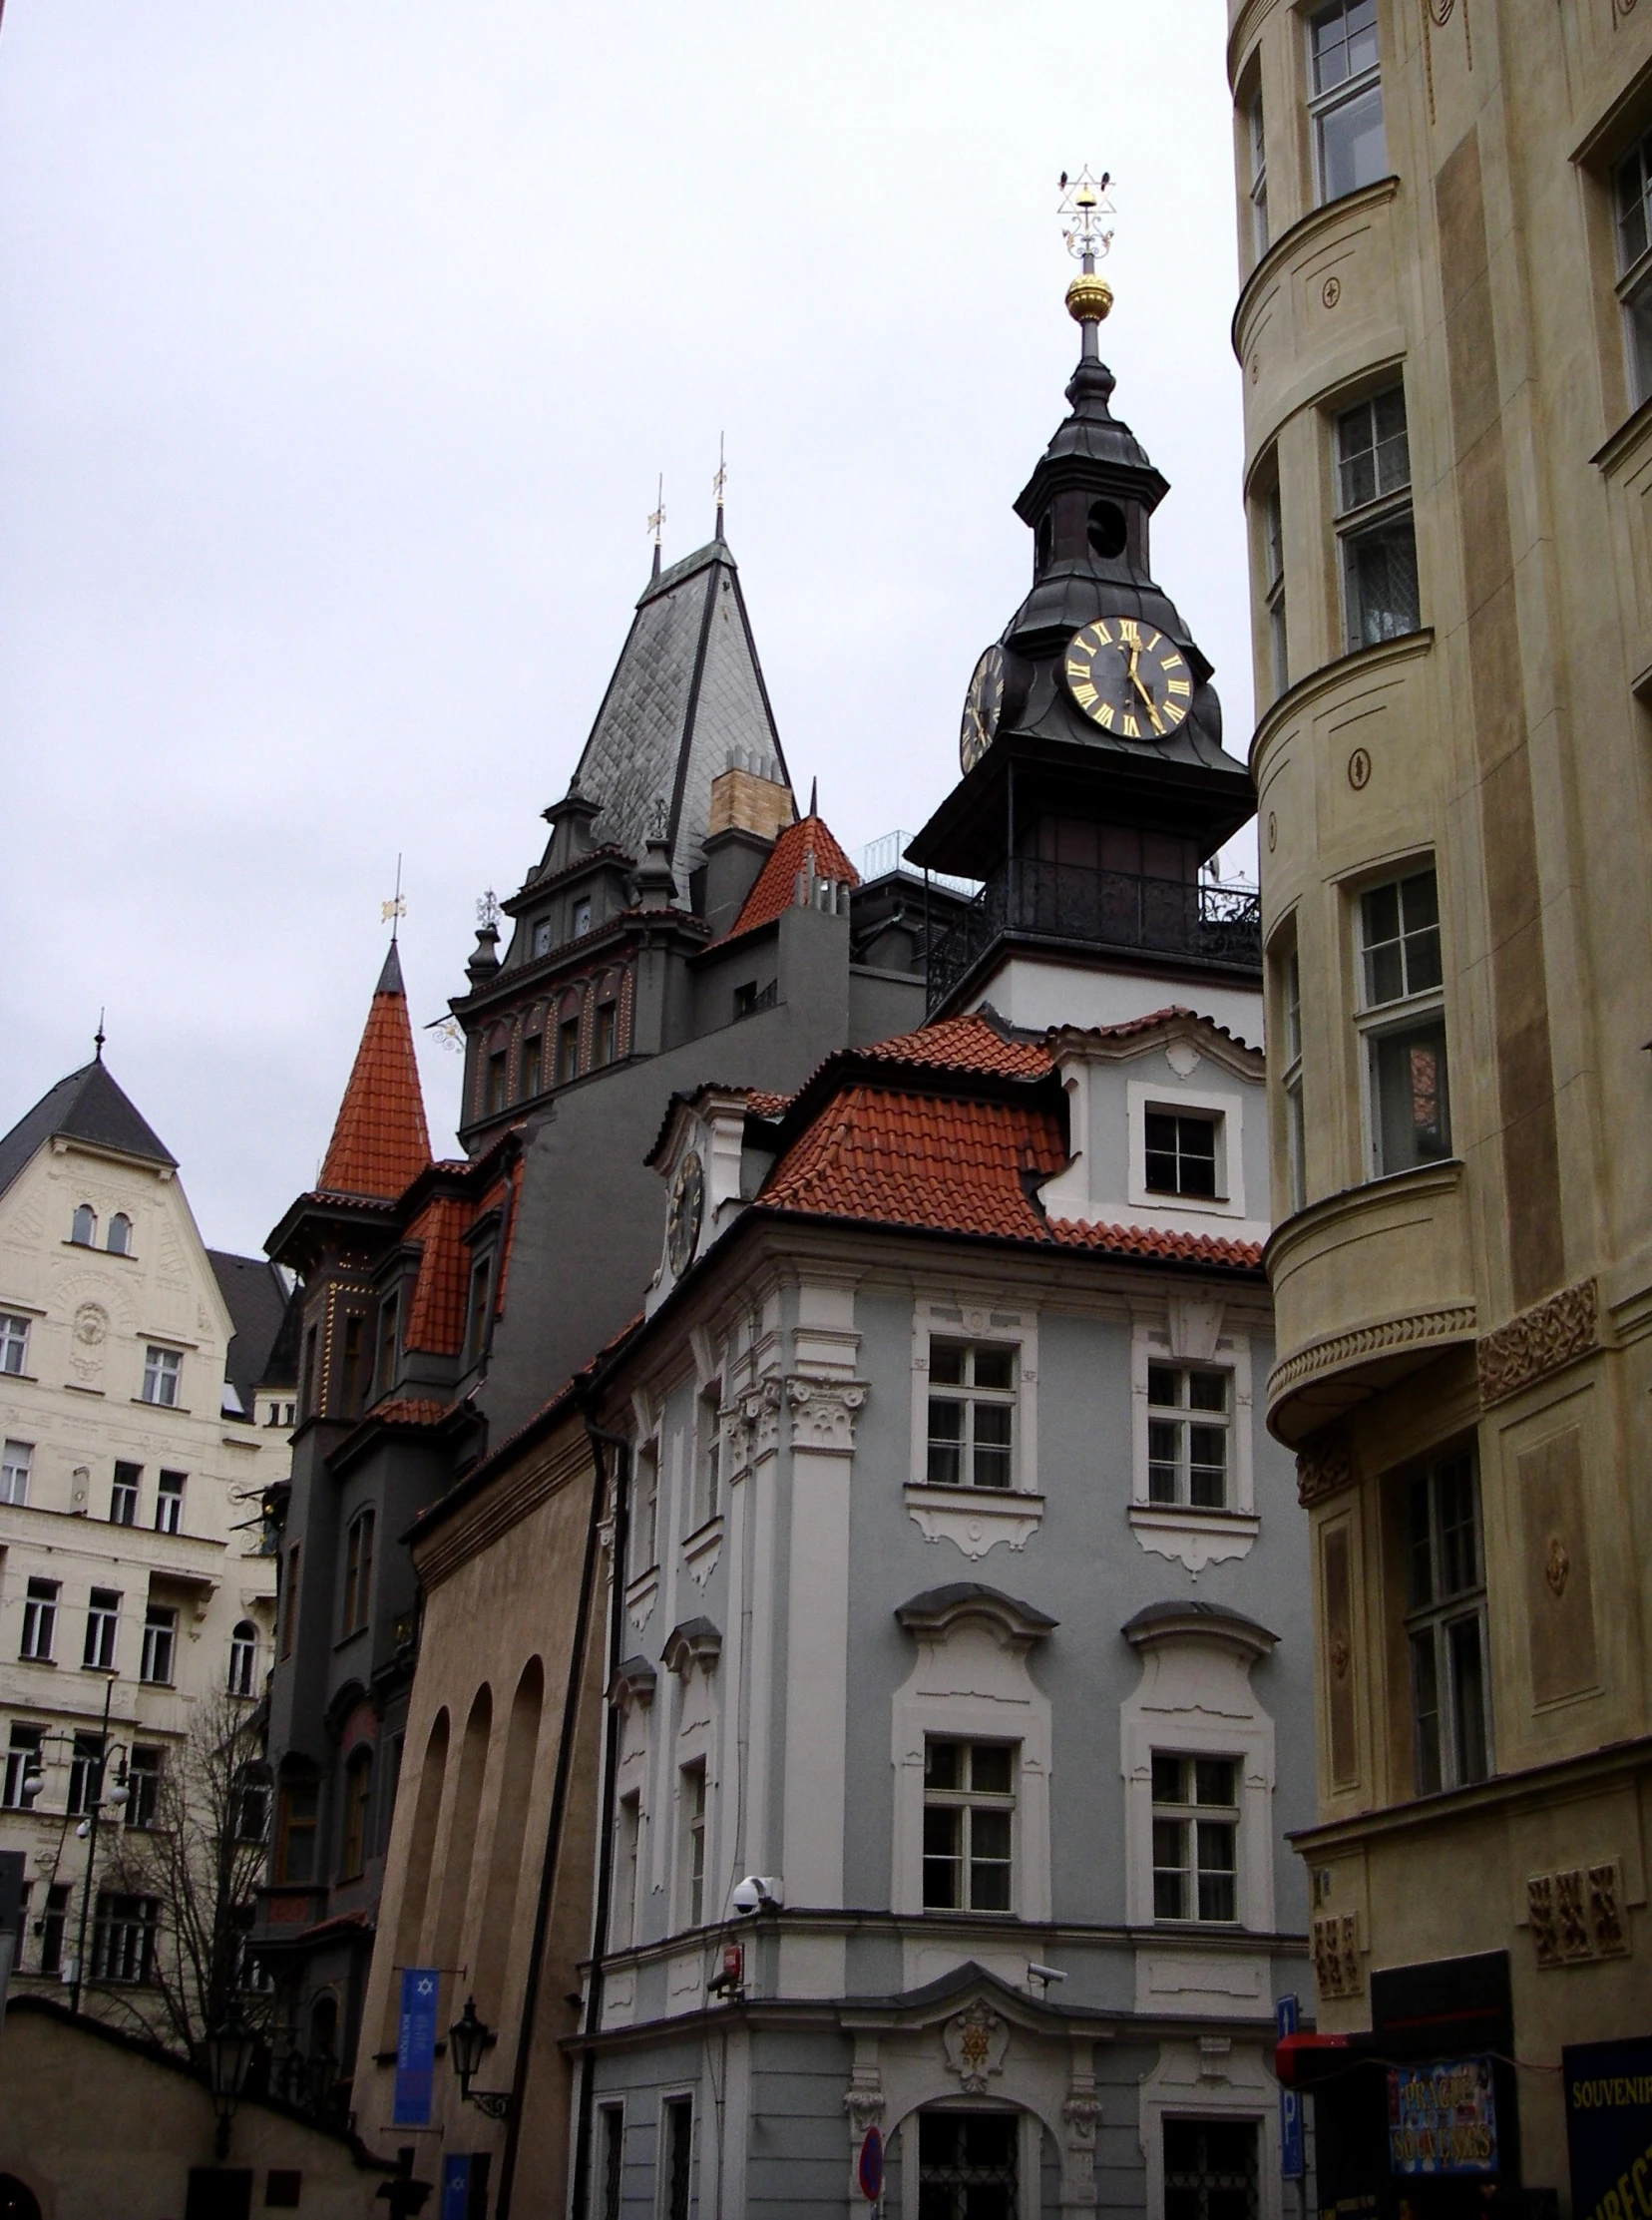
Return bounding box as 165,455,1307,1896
570,539,791,888
207,1251,293,1417
0,1059,177,1203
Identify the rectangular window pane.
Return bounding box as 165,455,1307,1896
973,1347,1014,1392
0,1314,29,1373
1617,137,1652,271
1628,271,1652,406
1,1439,32,1506
1318,81,1387,202
925,1739,961,1792
1411,1630,1443,1796
1196,1821,1238,1922
1195,1758,1237,1806
1408,1475,1435,1608
1449,1613,1489,1784
972,1402,1013,1490
1147,1419,1179,1505
926,1399,963,1486
1345,514,1420,648
929,1342,966,1387
1437,1455,1479,1595
1153,1817,1188,1919
971,1743,1013,1796
969,1806,1013,1911
1373,1020,1451,1171
1189,1426,1228,1509
1151,1752,1186,1804
922,1803,961,1908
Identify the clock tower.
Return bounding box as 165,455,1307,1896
910,172,1261,1038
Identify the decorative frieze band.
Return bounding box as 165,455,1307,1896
1268,1304,1477,1405
1477,1279,1599,1408
1296,1429,1357,1510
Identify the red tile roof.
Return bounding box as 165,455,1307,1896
317,961,432,1201
370,1397,450,1428
1047,1219,1265,1268
850,1013,1052,1081
746,1090,792,1119
725,813,860,940
403,1193,471,1355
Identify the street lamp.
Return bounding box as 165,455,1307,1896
16,1680,131,2008
206,2010,257,2160
447,1996,511,2121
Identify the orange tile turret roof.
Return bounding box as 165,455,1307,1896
725,813,860,940
317,942,433,1202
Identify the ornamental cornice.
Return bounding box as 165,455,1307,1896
785,1376,868,1456
1477,1279,1599,1408
1267,1303,1476,1406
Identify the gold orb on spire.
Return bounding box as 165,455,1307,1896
1065,271,1113,324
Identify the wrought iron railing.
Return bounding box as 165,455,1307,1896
926,858,1261,1009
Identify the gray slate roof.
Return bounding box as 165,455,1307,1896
570,539,791,888
207,1251,296,1416
0,1059,177,1204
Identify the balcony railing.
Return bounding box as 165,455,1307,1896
926,857,1262,1009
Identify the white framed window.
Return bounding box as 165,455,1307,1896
1262,479,1287,700
926,1340,1016,1490
107,1212,133,1256
1129,1316,1258,1573
127,1745,163,1830
2,1437,33,1506
1280,942,1306,1212
1148,1365,1232,1511
110,1462,140,1527
1151,1754,1240,1922
1614,129,1652,408
0,1312,30,1375
156,1470,185,1535
93,1891,159,1984
141,1603,177,1686
679,1762,706,1929
84,1587,121,1671
614,1791,641,1947
922,1737,1016,1913
1405,1450,1491,1792
1335,386,1419,651
20,1577,58,1661
1248,92,1269,259
71,1202,97,1247
142,1346,182,1407
629,1441,660,1579
3,1724,44,1810
1355,864,1450,1177
228,1619,258,1697
1126,1083,1249,1223
1308,0,1385,206
694,1385,722,1529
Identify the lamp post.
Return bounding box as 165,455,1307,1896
20,1671,133,2015
206,2009,257,2160
448,1996,511,2121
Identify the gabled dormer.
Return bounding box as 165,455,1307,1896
642,1086,763,1314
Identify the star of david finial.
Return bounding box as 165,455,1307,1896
1057,169,1116,344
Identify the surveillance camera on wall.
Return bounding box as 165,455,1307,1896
1027,1962,1066,1986
729,1875,784,1915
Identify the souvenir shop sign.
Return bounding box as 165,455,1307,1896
1388,2056,1498,2175
1563,2036,1652,2220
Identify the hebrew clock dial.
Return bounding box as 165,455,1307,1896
667,1150,704,1277
1062,617,1193,740
959,644,1006,772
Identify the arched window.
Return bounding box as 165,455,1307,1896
107,1213,133,1256
228,1619,257,1698
71,1204,96,1247
339,1746,373,1880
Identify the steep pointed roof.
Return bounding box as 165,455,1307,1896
724,812,859,940
0,1058,177,1203
317,943,432,1201
569,538,792,889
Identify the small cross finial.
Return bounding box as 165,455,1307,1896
712,433,727,538
381,853,406,936
94,1009,106,1063
647,474,665,579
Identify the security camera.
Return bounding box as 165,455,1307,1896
1027,1963,1067,1987
730,1875,783,1916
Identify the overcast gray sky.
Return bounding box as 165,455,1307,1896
1,0,1253,1258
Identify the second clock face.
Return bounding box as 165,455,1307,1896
667,1151,704,1278
960,644,1006,772
1063,617,1193,740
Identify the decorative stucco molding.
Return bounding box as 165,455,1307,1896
1477,1278,1598,1407
728,1373,784,1469
1268,1303,1477,1403
905,1484,1045,1558
661,1616,722,1679
843,2077,887,2135
897,1581,1058,1649
1061,2088,1102,2144
785,1376,867,1456
941,2000,1010,2095
1296,1427,1357,1510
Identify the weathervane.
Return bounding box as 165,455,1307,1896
1057,168,1116,343
477,889,501,932
647,473,665,578
712,433,727,537
381,853,406,934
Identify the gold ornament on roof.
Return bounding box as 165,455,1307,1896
1057,167,1116,325
1064,272,1113,325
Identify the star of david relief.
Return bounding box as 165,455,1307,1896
941,2000,1010,2094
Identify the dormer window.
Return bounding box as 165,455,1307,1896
531,917,553,958
572,896,593,939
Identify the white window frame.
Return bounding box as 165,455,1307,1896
111,1464,140,1527
1261,477,1287,701
1334,384,1419,653
1138,2059,1283,2220
890,1603,1051,1923
1352,860,1450,1180
155,1470,185,1536
140,1603,178,1686
1146,1362,1235,1514
678,1760,706,1930
85,1587,121,1672
1150,1752,1243,1925
1127,1082,1248,1222
1306,0,1385,209
1404,1449,1492,1793
141,1345,183,1408
1613,128,1652,409
905,1298,1042,1559
1248,91,1269,261
920,1735,1018,1914
2,1437,33,1507
228,1620,257,1697
3,1724,45,1809
0,1312,31,1376
20,1577,58,1662
1129,1316,1258,1573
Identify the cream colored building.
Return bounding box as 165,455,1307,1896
1228,0,1652,2204
0,1052,285,2011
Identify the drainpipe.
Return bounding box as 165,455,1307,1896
566,1421,631,2220
492,1410,623,2219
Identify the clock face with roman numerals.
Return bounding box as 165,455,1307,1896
1062,616,1194,740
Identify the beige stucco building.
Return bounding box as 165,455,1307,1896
0,1053,287,2016
1227,0,1652,2204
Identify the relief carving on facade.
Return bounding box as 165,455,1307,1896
941,2000,1010,2095
1270,1306,1477,1404
1526,1858,1629,1969
843,2077,887,2136
1296,1427,1356,1510
785,1376,867,1456
1477,1278,1598,1408
1311,1911,1362,1998
70,1300,109,1384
